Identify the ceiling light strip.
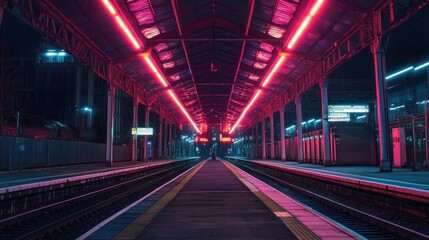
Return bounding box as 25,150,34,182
262,55,286,87
288,0,324,49
102,0,141,49
168,90,202,134
102,0,200,132
143,55,168,87
230,0,324,133
229,89,262,134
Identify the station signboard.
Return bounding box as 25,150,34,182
328,112,350,122
131,127,154,135
328,105,369,113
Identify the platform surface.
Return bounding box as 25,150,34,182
82,160,359,240
0,160,173,190
250,160,429,192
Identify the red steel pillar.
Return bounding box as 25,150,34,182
280,105,286,161
262,118,267,160
295,96,303,163
320,79,331,166
371,13,392,172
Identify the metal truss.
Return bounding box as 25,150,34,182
4,0,176,123
251,0,429,127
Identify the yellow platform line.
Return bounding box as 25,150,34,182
222,161,320,240
113,161,207,240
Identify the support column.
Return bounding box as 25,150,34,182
280,106,286,161
143,106,150,161
251,126,255,159
295,96,303,163
106,86,115,167
371,39,392,172
132,90,138,163
158,116,163,159
320,79,331,166
262,118,267,159
164,119,168,158
169,123,173,158
270,112,275,159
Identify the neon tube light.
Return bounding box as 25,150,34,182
414,61,429,71
102,0,116,15
288,16,311,49
142,55,168,87
229,89,262,134
262,55,286,87
288,0,324,49
385,66,413,80
310,0,324,16
228,0,325,133
168,90,201,134
115,16,141,49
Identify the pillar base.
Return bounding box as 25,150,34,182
380,159,392,172
324,160,332,167
105,161,113,167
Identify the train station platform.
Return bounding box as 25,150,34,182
80,160,360,240
225,157,429,201
0,158,198,193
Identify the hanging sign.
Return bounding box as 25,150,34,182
132,127,154,135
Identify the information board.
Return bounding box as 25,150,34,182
131,127,154,135
328,105,369,113
328,112,350,122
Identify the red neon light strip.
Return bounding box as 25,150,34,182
229,89,262,134
115,16,141,49
168,90,201,134
310,0,324,16
288,0,324,49
262,55,286,87
230,0,324,133
143,56,168,87
102,0,116,15
287,16,311,49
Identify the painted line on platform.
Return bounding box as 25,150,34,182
76,161,204,240
112,160,207,239
222,160,321,240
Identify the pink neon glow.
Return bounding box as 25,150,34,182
143,56,168,87
262,55,286,87
310,0,324,16
168,90,201,134
102,0,116,15
115,16,141,49
287,16,311,49
229,89,262,134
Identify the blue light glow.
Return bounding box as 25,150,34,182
386,66,413,80
315,119,322,123
414,61,429,71
357,115,366,119
307,119,315,123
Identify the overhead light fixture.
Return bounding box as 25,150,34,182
229,0,324,134
142,53,168,87
414,61,429,71
229,89,262,134
262,54,286,87
287,0,324,49
385,66,413,80
168,90,201,134
102,0,116,15
101,0,141,49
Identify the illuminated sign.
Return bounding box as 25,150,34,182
195,137,209,143
132,127,154,135
328,113,350,122
219,134,233,142
328,105,369,113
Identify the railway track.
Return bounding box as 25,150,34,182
229,160,429,240
0,160,199,240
